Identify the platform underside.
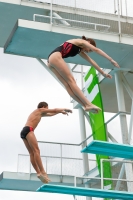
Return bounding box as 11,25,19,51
4,19,133,70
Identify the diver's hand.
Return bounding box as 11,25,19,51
103,72,112,79
64,109,72,113
110,59,120,68
61,111,69,115
61,109,72,115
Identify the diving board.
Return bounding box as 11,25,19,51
0,171,86,191
37,184,133,199
81,140,133,159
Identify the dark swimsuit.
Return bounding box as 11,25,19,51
20,126,34,139
48,42,81,61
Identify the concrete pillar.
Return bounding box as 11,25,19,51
78,108,92,200
115,71,133,192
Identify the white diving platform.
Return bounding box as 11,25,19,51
37,184,133,199
0,171,84,191
81,140,133,159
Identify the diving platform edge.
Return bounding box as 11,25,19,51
37,184,133,199
0,171,84,191
81,140,133,159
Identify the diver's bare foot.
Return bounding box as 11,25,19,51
37,173,51,183
42,173,51,182
84,105,101,113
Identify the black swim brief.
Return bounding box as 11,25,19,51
20,126,34,139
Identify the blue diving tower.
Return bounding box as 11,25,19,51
1,0,133,199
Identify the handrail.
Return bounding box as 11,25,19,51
17,153,97,174
105,111,130,125
22,0,133,19
33,14,110,30
38,140,80,146
100,159,133,189
18,154,96,161
37,133,93,146
37,111,131,146
74,174,133,188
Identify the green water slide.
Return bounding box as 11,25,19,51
84,67,112,198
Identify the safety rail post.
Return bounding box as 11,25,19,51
125,0,128,19
74,0,76,13
117,0,122,42
114,0,117,14
33,14,35,21
74,176,77,200
50,0,53,30
60,144,62,178
29,160,31,180
46,157,47,173
74,176,77,187
120,0,122,15
17,155,19,173
128,101,133,144
100,159,104,189
29,161,31,174
81,65,84,90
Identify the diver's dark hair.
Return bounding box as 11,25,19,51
37,102,48,108
82,36,96,47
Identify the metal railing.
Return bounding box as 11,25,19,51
100,159,133,191
21,0,133,36
22,0,133,18
33,14,111,31
71,159,133,192
17,139,97,176
105,111,130,125
33,13,133,37
74,174,133,191
17,154,97,176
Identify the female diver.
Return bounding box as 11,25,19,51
47,36,119,113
